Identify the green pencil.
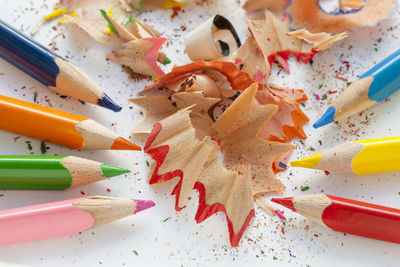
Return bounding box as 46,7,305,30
0,155,130,190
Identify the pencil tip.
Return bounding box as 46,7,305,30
98,94,122,112
313,106,336,128
111,137,142,151
163,56,171,65
290,153,322,169
271,197,295,211
133,200,156,214
100,163,131,178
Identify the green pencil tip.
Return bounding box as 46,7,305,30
100,163,131,178
163,57,171,65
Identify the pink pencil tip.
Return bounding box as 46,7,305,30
133,199,156,214
271,197,295,211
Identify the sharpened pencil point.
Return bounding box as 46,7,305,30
163,56,171,65
100,163,131,178
133,200,155,214
290,153,322,169
98,93,122,112
271,197,295,211
111,137,142,151
313,106,336,128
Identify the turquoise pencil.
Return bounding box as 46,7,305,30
314,49,400,128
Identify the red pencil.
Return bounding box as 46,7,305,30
271,194,400,244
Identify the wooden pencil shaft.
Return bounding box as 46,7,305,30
278,194,400,244
0,20,122,112
0,19,59,86
0,94,138,150
0,155,129,190
0,196,137,246
292,136,400,175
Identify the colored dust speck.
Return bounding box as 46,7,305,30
80,191,86,195
133,250,139,256
171,7,181,19
146,161,150,167
163,217,171,223
274,209,286,221
40,141,47,154
278,162,287,169
25,141,32,151
309,147,315,151
301,186,310,192
33,92,38,103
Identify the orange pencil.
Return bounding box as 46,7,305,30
0,94,140,150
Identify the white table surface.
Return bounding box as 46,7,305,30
0,1,399,266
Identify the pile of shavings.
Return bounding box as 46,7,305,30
45,0,365,247
287,0,398,33
130,61,310,246
243,0,397,34
45,0,194,76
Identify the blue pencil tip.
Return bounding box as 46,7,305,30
313,106,336,128
98,94,122,112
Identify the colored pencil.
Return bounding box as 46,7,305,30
0,20,121,112
290,136,400,175
0,94,140,150
272,194,400,244
0,196,155,245
314,49,400,128
0,155,131,190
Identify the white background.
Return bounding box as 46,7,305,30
0,1,399,266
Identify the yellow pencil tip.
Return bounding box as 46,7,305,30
290,153,322,169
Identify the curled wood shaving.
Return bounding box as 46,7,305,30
287,0,397,33
144,107,254,246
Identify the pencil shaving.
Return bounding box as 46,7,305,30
121,0,191,11
144,108,254,246
257,85,309,142
138,60,308,142
130,91,220,138
287,0,397,33
214,84,293,196
107,37,167,76
239,11,346,79
242,0,289,13
56,0,169,76
185,15,241,61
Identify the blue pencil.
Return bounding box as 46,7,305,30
0,20,121,112
314,49,400,128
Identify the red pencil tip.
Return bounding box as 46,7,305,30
112,137,142,151
271,197,296,211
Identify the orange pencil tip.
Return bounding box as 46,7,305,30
112,137,142,151
271,197,295,211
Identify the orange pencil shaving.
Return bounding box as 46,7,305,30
0,94,140,150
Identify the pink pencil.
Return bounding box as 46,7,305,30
0,196,155,245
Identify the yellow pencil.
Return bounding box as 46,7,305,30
290,136,400,175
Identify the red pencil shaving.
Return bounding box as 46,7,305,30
271,194,400,244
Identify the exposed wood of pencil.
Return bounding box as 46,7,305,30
0,94,140,150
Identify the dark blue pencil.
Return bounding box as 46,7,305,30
0,20,121,112
314,49,400,128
